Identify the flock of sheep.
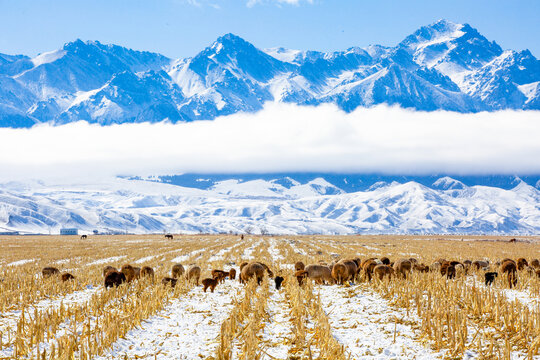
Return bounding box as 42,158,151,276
40,255,540,293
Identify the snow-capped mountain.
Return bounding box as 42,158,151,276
0,19,539,127
1,175,540,235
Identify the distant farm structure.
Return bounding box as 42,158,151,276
60,228,78,235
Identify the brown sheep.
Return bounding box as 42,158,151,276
531,259,540,269
212,270,228,283
454,263,465,277
332,263,349,285
121,264,137,282
240,262,266,285
337,259,358,281
295,270,307,285
161,277,177,287
61,273,75,281
141,266,155,279
104,271,126,288
257,262,274,278
202,278,218,292
240,262,249,272
373,264,394,281
42,267,60,278
103,266,117,277
393,259,412,279
294,261,305,271
380,257,390,265
413,263,429,273
133,267,141,279
362,259,379,281
446,265,456,279
360,257,377,268
229,268,237,280
172,264,185,278
472,260,489,270
517,258,528,270
299,264,334,285
186,265,201,286
501,260,518,288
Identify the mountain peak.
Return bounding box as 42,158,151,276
432,176,466,190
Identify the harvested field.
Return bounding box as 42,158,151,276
0,234,539,359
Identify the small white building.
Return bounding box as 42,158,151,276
60,228,78,235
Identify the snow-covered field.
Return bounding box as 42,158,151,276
1,235,539,359
96,280,243,360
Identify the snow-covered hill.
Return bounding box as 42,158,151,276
0,19,539,127
1,175,540,235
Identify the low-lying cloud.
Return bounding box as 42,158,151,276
1,103,540,181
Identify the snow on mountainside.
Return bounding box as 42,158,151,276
0,19,539,127
1,176,540,235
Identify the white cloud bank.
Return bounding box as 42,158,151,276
0,103,539,181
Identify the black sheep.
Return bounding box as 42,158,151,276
484,271,498,286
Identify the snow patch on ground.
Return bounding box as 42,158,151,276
0,285,100,358
95,280,242,359
87,256,126,266
6,258,36,266
315,284,443,359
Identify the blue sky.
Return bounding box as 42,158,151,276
0,0,539,58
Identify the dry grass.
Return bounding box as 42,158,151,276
1,234,539,359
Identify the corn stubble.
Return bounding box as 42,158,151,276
1,234,539,359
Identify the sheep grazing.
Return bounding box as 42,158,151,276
275,276,284,290
472,260,489,270
172,264,185,278
161,277,177,287
517,258,528,271
165,234,173,240
531,259,540,269
501,260,518,288
484,272,498,286
104,271,126,288
133,267,141,279
362,259,379,281
337,259,358,282
393,259,412,279
295,270,307,285
229,268,237,280
103,266,117,277
297,264,333,285
80,234,87,240
332,262,349,285
373,264,394,281
121,264,137,282
446,265,456,279
186,265,201,286
42,267,60,278
240,262,266,285
141,266,155,280
257,262,274,278
202,278,218,293
413,263,429,273
211,270,229,283
61,273,75,281
294,261,305,271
